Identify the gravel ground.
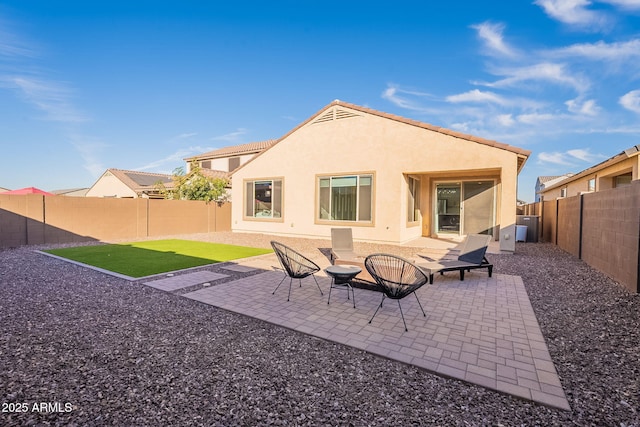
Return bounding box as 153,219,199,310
1,233,639,426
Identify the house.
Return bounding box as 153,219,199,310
537,145,640,200
0,187,55,196
534,174,574,202
228,100,530,252
51,188,90,197
184,139,277,175
85,169,174,198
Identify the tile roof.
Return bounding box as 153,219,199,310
107,169,174,193
541,145,640,192
231,100,532,175
201,169,231,180
185,140,277,161
537,175,573,184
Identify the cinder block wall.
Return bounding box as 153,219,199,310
0,195,231,248
541,200,557,244
556,196,581,258
525,183,640,293
581,183,640,292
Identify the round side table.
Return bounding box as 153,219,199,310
325,265,361,308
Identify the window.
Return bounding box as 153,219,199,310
201,160,211,169
318,174,373,222
245,179,282,219
560,187,567,197
588,178,596,192
614,173,632,187
407,176,420,223
228,157,240,172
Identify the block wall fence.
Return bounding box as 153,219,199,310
520,181,640,293
0,195,231,248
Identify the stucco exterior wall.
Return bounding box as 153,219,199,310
540,156,639,199
231,105,522,251
209,153,256,172
86,172,138,198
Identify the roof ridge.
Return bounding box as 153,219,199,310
185,139,278,161
108,168,173,177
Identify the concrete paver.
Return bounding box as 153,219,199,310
143,253,569,411
144,270,228,292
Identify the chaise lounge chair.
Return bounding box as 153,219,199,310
417,234,493,284
329,228,375,284
330,228,359,262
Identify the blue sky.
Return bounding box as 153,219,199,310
1,1,640,201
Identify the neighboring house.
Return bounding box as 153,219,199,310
184,139,277,175
0,187,10,193
51,188,90,197
534,174,574,202
229,100,530,252
0,187,55,195
537,145,640,200
86,169,173,198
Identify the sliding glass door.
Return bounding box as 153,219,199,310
435,181,495,236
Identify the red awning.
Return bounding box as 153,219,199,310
1,187,55,196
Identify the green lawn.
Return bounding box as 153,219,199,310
44,239,272,278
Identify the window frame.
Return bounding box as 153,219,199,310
243,178,284,222
315,172,375,226
407,175,421,226
614,172,632,188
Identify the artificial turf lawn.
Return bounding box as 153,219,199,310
44,239,272,278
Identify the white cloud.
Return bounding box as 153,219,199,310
565,98,600,115
516,112,558,124
496,114,515,126
174,132,198,140
0,19,37,59
601,0,640,9
534,0,610,28
549,39,640,62
567,148,605,162
2,75,88,123
538,151,575,165
136,146,213,172
69,135,108,178
471,22,517,58
619,90,640,113
446,89,510,106
482,62,590,93
538,147,606,165
381,85,434,113
211,128,249,143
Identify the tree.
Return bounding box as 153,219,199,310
157,161,229,202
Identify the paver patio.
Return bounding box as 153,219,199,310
146,252,570,411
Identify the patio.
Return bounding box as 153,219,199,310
3,236,640,425
143,246,570,410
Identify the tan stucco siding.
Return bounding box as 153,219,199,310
540,156,640,199
86,174,137,198
232,108,521,250
209,153,256,172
